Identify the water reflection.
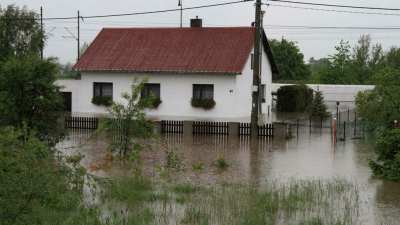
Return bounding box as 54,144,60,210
58,126,400,223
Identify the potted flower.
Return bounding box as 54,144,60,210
190,98,216,110
138,97,162,109
91,96,113,106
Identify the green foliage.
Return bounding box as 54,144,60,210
285,132,294,140
0,4,45,61
138,97,162,109
91,95,113,106
97,77,155,162
308,57,329,76
269,37,311,81
276,85,313,112
155,142,185,174
215,156,228,168
315,40,358,84
0,126,82,224
190,98,216,110
355,68,400,123
0,55,67,147
192,162,204,171
308,90,330,117
369,129,400,181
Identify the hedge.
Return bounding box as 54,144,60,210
276,84,313,112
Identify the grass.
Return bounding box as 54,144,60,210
59,176,398,224
192,162,204,170
215,156,228,168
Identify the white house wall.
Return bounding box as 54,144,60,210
67,72,241,119
235,45,273,119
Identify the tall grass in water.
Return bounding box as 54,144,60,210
67,177,396,225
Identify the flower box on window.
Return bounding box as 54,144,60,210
191,98,216,110
91,96,113,106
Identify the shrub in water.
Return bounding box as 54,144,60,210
369,129,400,181
215,156,228,168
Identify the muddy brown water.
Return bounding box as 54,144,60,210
57,125,400,224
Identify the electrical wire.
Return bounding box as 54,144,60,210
267,3,400,16
263,0,400,11
0,1,248,21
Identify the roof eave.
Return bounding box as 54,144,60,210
72,69,241,75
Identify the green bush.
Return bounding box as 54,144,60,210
369,129,400,181
91,96,113,106
215,156,228,168
308,90,330,116
276,84,313,112
191,98,216,110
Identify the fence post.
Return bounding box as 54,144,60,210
321,115,323,128
348,109,350,122
395,120,397,130
333,118,337,145
297,118,299,137
273,122,287,140
344,121,346,140
354,113,357,136
154,120,162,134
309,116,311,131
183,121,193,135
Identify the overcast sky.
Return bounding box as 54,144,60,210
2,0,400,64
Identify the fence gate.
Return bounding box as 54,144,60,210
238,123,275,138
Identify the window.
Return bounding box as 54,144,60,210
141,84,160,98
193,84,214,99
93,83,113,98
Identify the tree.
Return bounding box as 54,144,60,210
308,90,330,117
352,34,372,84
0,4,45,60
308,57,329,76
355,68,400,123
269,37,311,81
98,77,155,176
0,55,66,147
0,126,82,224
315,40,357,84
369,129,400,181
79,41,91,59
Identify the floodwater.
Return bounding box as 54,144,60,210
58,125,400,224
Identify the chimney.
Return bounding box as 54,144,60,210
190,16,202,28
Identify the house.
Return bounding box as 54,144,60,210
62,18,279,121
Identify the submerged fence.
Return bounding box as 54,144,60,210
64,117,276,138
192,121,229,135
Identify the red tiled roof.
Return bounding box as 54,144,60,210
73,27,256,74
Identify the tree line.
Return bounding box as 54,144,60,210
270,34,400,85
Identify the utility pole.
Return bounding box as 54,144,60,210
78,11,80,60
178,0,183,27
251,0,262,139
40,7,43,60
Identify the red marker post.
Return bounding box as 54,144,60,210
395,120,397,130
333,118,337,145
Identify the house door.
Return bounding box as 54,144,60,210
62,92,72,112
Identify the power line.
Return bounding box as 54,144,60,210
267,3,400,16
0,1,248,21
264,0,400,11
263,25,400,30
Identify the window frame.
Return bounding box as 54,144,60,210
192,84,214,100
141,83,161,99
93,82,113,98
